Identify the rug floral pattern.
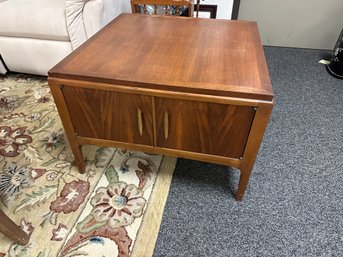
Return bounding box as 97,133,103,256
0,74,164,257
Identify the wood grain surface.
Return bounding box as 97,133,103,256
155,97,255,158
61,86,154,146
49,14,273,101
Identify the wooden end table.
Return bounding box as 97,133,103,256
48,14,273,201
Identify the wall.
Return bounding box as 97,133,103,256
238,0,343,50
201,0,233,19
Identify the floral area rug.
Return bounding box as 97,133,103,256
0,73,176,257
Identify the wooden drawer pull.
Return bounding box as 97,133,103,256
164,111,169,139
138,108,143,136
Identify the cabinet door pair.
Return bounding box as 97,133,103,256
62,86,255,159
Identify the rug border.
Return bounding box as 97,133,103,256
131,156,177,257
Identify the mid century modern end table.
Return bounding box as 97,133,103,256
48,14,274,201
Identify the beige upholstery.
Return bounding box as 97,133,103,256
83,0,131,39
0,0,70,41
0,0,131,76
0,37,73,76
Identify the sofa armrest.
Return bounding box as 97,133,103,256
65,0,129,50
65,0,88,50
83,0,131,38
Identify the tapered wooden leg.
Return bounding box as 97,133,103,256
236,166,252,201
235,104,273,201
69,142,86,173
0,209,29,245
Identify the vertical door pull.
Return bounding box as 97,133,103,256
138,108,143,136
164,111,169,139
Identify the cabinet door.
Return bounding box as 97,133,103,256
62,86,153,146
155,98,255,158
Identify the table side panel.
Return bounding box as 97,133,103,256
48,78,273,107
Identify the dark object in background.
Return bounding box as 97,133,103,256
327,28,343,78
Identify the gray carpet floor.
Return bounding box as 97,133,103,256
153,47,343,257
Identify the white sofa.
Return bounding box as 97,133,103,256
0,0,131,76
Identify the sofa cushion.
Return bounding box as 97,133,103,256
0,0,70,41
65,0,88,50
